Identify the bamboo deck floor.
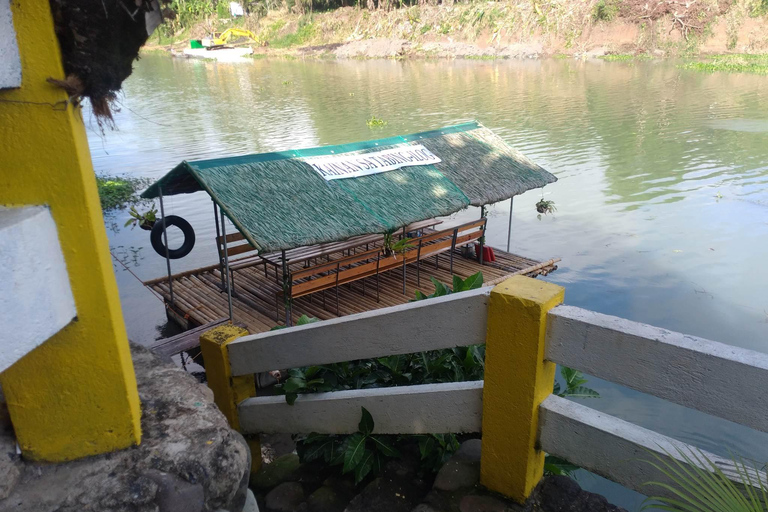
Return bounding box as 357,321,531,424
148,246,558,335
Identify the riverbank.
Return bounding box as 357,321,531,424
145,0,768,60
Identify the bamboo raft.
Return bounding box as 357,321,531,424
147,245,559,335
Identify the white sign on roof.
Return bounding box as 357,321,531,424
305,144,442,181
0,0,21,89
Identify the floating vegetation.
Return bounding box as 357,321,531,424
96,175,152,211
680,54,768,74
366,116,388,128
282,80,294,85
599,53,652,61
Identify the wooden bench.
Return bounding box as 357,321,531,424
215,219,444,290
276,218,487,323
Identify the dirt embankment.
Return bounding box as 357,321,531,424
146,0,768,60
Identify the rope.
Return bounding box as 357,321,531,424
110,251,166,303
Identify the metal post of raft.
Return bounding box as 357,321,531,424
479,206,485,266
282,250,290,326
450,228,458,274
416,239,422,287
220,209,234,322
402,253,407,295
158,186,174,306
213,201,225,290
507,197,514,253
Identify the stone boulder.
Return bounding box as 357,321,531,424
0,343,251,512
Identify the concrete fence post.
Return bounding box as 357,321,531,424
0,0,142,462
200,324,262,476
480,275,565,503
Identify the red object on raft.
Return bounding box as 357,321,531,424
475,243,496,262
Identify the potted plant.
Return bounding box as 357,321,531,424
381,233,414,258
536,199,557,215
124,205,158,231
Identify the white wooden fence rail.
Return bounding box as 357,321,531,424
227,287,490,376
539,395,765,500
546,305,768,434
239,381,483,435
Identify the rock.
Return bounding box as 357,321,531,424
297,460,335,488
143,470,205,512
412,489,454,512
228,431,253,512
199,384,215,403
459,494,512,512
433,461,480,492
0,343,250,512
533,476,628,512
0,434,20,500
344,456,430,512
411,504,443,512
254,454,302,490
243,489,260,512
452,440,481,463
266,482,305,512
306,484,354,512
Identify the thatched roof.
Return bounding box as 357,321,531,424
142,121,556,253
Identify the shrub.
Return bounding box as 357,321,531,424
593,0,619,21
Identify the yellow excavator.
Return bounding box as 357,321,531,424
200,28,260,49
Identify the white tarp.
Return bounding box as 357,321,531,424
229,2,244,16
305,144,442,181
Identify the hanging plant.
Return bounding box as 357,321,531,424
124,205,158,231
536,199,557,215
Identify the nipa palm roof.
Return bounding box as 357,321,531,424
142,121,556,253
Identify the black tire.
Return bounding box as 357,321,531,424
150,215,196,260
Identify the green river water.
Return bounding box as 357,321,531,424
90,54,768,510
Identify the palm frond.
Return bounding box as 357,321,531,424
640,447,768,512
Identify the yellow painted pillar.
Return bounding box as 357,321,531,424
480,275,564,503
0,0,141,460
199,325,261,475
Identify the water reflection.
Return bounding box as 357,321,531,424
88,55,768,510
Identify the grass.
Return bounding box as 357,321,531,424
680,53,768,74
599,53,652,61
269,22,316,48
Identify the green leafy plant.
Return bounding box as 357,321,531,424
270,314,318,332
413,272,484,301
366,116,387,128
641,447,768,512
554,366,599,399
297,407,400,484
124,205,158,230
381,233,413,258
536,198,557,215
296,408,459,483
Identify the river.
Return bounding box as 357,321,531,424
89,54,768,509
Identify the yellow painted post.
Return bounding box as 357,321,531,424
0,0,141,461
199,325,261,475
480,275,564,503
